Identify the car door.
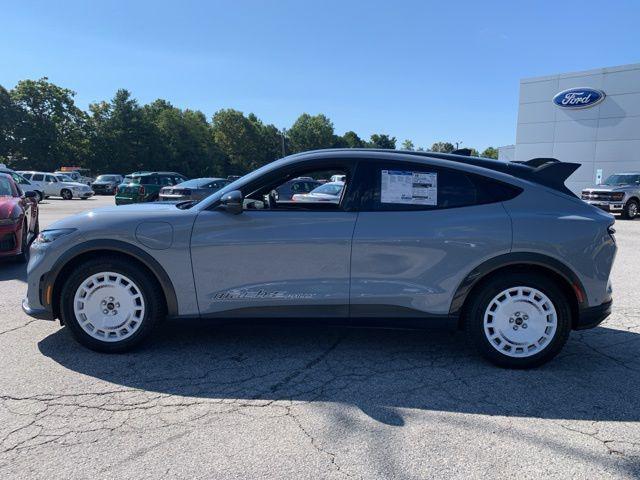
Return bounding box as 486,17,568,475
190,164,358,318
349,160,514,318
44,175,59,196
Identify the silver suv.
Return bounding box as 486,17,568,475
582,172,640,219
22,150,617,368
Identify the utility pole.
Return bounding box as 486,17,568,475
280,128,287,157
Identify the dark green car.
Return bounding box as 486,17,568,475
115,171,187,205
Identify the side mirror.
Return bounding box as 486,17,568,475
24,190,37,199
220,190,243,215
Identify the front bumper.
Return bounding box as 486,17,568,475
22,298,54,320
584,200,624,212
75,191,94,199
575,300,612,330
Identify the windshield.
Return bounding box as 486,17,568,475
97,175,119,181
310,183,343,195
127,176,143,184
0,177,13,196
175,178,214,188
56,175,73,182
602,174,640,186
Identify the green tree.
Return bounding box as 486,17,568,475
430,141,455,153
481,146,498,159
288,113,334,153
88,89,158,174
144,100,225,177
211,109,264,175
247,113,284,164
8,77,89,171
0,85,19,161
401,139,415,150
340,130,365,148
368,133,396,149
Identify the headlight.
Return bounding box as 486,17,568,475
34,228,76,244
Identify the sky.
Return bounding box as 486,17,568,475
1,0,639,151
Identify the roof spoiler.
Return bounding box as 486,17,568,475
514,157,580,196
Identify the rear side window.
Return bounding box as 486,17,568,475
358,162,521,211
32,174,44,181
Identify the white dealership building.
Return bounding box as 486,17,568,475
499,62,640,194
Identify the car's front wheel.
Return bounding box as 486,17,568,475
61,189,73,200
622,199,639,220
59,257,163,352
465,272,571,368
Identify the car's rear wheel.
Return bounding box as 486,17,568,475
465,272,571,368
61,189,73,200
622,199,638,220
60,257,163,352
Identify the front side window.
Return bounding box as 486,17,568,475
46,175,57,183
358,161,520,211
241,165,351,211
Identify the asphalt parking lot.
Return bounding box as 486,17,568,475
0,196,639,479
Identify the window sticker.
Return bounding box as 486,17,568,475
381,170,437,205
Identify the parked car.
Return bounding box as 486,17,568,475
273,177,321,202
92,174,124,195
0,165,41,202
23,149,616,368
55,168,94,186
291,181,344,203
115,172,188,205
19,171,94,200
0,173,38,262
159,177,230,202
582,172,640,219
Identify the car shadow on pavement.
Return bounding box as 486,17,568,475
0,261,27,282
38,321,640,424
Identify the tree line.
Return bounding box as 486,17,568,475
0,77,499,178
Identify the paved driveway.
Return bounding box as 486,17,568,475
0,196,638,479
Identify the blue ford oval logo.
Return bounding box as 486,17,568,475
553,87,605,109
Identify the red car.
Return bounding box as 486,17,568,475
0,173,39,262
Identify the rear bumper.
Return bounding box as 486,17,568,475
575,300,612,330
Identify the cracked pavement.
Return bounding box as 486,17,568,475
0,196,639,479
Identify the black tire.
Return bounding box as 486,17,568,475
59,256,164,352
15,221,29,263
34,191,43,203
464,272,572,368
622,199,639,220
61,189,73,200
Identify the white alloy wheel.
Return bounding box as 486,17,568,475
483,286,558,358
73,271,146,342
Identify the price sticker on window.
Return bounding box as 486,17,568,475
381,170,437,205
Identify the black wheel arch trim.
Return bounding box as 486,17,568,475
449,252,588,316
47,239,178,317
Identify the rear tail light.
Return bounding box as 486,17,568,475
115,186,119,194
608,225,616,243
139,186,145,195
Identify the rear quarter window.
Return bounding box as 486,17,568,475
359,162,521,211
